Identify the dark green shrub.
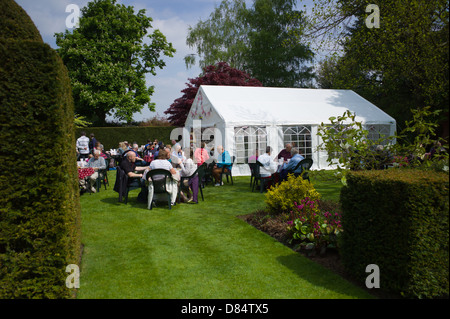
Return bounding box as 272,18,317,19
340,169,449,298
0,0,81,298
75,126,176,150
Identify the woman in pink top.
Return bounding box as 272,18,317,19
194,142,210,166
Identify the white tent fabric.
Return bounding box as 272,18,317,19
184,85,396,176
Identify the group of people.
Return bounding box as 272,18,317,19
76,130,307,201
115,139,234,207
76,132,110,193
251,143,306,189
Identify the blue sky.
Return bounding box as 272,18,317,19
15,0,317,122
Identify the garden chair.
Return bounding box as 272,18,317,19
248,162,259,187
195,163,207,201
203,161,215,187
147,169,175,210
113,166,141,204
291,158,313,181
252,161,274,193
219,156,235,185
95,158,109,192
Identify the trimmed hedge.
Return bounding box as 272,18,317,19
0,0,81,298
0,0,43,41
340,169,449,298
75,126,176,150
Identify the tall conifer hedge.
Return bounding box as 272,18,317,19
0,0,81,298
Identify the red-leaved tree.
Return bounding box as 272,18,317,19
164,62,262,126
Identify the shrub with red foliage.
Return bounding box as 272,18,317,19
164,62,262,126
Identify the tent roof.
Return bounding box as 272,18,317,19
187,85,396,127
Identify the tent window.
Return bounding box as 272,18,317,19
365,125,391,145
283,126,312,159
234,126,267,164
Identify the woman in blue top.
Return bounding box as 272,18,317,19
212,145,232,186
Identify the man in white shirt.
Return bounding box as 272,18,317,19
257,146,278,178
76,131,90,160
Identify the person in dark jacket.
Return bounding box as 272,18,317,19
88,133,97,155
119,151,149,202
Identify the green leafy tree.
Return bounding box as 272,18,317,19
55,0,175,125
185,0,250,70
185,0,314,87
311,0,449,138
244,0,314,87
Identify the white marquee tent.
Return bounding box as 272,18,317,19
183,85,396,176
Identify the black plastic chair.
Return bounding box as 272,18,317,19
147,169,175,210
203,161,215,187
96,158,110,192
113,166,141,204
291,158,313,181
196,163,207,201
219,156,235,185
248,162,257,187
252,161,274,193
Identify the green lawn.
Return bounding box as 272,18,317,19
77,170,371,299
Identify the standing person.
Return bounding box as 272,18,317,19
88,133,97,155
212,145,232,186
194,142,210,166
76,131,90,160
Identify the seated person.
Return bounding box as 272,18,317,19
280,148,305,181
257,146,278,178
171,144,186,165
277,143,293,161
120,151,149,202
179,149,198,203
94,141,109,160
212,145,232,186
248,149,259,164
146,149,179,207
117,142,128,155
164,145,172,162
194,142,210,166
85,150,106,193
123,143,146,166
144,139,153,151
